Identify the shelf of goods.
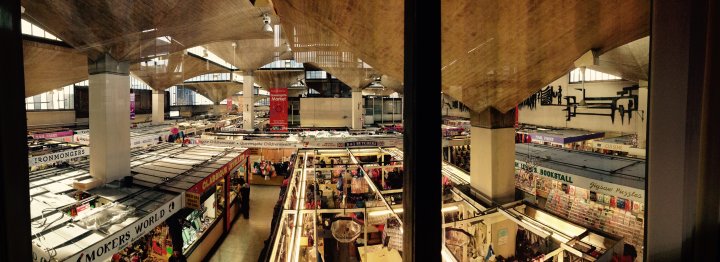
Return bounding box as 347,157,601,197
30,143,249,262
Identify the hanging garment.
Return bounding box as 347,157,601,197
351,177,369,194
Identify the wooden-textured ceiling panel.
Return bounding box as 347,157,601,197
442,0,649,112
130,53,227,91
205,39,291,71
274,0,404,81
23,40,87,97
253,70,304,89
274,0,649,113
22,0,277,61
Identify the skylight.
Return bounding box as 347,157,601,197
21,19,61,41
569,68,622,83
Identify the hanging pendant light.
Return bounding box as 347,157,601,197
330,215,362,243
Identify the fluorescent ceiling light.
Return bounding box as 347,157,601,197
368,205,459,217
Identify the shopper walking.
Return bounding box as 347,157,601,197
239,176,251,219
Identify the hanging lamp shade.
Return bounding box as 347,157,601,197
330,216,362,243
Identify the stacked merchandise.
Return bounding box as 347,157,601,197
545,188,644,252
181,209,215,253
446,146,470,172
112,222,173,262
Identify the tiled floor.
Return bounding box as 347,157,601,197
209,185,280,262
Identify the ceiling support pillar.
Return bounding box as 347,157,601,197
152,89,165,124
84,53,131,188
351,90,363,129
243,72,255,131
469,107,516,204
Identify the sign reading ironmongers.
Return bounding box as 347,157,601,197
28,147,89,166
66,193,184,262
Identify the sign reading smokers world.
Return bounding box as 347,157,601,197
514,160,645,202
32,193,185,262
28,147,89,166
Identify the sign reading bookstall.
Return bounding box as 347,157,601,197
28,147,89,166
514,160,645,202
63,193,184,262
269,88,288,132
185,151,249,209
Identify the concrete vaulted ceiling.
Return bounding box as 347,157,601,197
273,0,650,113
129,53,228,91
589,36,650,82
21,0,278,62
23,40,87,97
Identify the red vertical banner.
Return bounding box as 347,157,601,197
130,93,136,120
227,96,233,111
269,88,288,131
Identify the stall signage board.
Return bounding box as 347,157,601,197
528,134,564,144
269,88,289,132
75,129,91,135
131,135,158,148
28,147,89,166
66,193,184,262
74,134,91,145
187,153,247,194
514,160,645,202
195,138,299,148
31,130,75,139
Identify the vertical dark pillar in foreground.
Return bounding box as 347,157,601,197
0,0,31,261
646,0,719,260
403,0,441,261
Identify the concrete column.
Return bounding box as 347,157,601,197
86,54,131,186
469,107,516,203
242,72,255,130
351,91,363,129
152,89,164,124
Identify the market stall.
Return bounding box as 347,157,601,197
514,143,645,257
587,135,645,158
129,144,249,262
516,126,605,150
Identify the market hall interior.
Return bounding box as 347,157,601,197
1,0,718,262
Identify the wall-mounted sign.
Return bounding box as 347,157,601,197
130,93,136,120
269,88,289,132
65,193,183,262
28,147,89,167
